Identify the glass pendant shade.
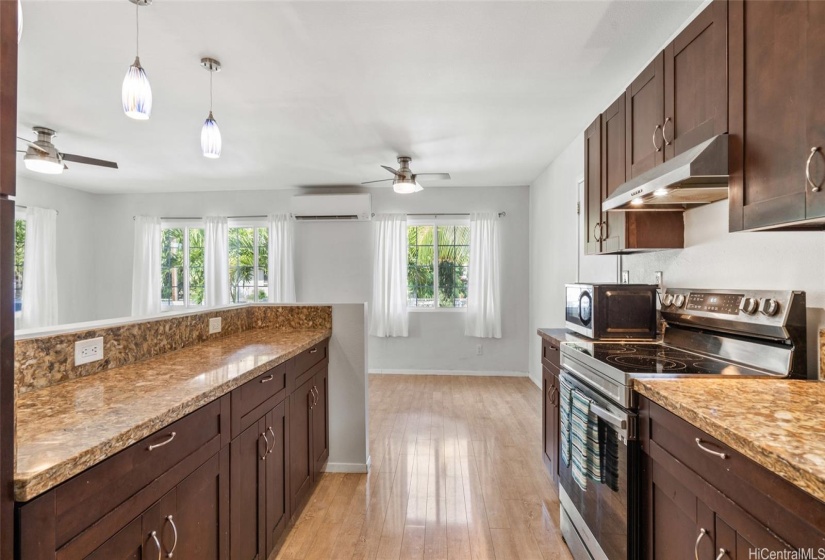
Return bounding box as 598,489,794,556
201,111,222,159
122,57,152,120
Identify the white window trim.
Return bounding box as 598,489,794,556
407,216,470,312
161,220,204,311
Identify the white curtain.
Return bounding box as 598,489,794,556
21,207,58,329
465,212,501,338
131,216,161,317
267,214,296,303
204,216,229,307
370,214,408,337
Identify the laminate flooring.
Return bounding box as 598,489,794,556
271,374,572,560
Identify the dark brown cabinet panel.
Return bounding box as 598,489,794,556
540,340,561,483
174,449,229,560
265,401,290,557
289,376,315,513
664,0,728,160
312,367,329,477
626,53,665,179
83,518,143,560
231,419,267,560
601,94,626,253
584,115,602,255
729,0,825,230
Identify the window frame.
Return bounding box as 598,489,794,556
161,219,204,311
227,218,269,304
14,209,26,323
406,216,470,312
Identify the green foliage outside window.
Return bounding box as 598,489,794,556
14,219,25,310
229,227,268,304
407,224,469,308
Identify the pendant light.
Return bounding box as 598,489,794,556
17,0,22,44
200,57,222,159
122,0,152,120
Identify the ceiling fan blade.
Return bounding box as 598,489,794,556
381,165,402,177
414,173,451,181
60,153,119,169
17,137,48,154
361,178,394,185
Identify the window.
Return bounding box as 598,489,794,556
14,218,25,314
407,222,470,309
161,224,205,309
228,226,269,303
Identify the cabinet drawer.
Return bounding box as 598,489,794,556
232,363,288,438
644,398,825,549
542,342,560,372
292,339,329,388
53,396,229,547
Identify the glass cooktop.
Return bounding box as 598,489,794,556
563,341,768,376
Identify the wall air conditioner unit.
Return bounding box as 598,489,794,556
291,193,372,221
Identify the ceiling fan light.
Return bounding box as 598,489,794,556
393,179,419,194
122,57,152,120
23,153,63,175
201,112,222,159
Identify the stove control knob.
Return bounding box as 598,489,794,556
673,294,686,308
760,298,780,317
740,297,759,315
662,294,674,307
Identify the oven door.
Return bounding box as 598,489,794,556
565,285,594,338
558,371,638,560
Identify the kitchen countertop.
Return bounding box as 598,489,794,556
635,378,825,503
15,327,331,502
537,328,588,344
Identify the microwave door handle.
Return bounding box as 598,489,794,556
590,403,628,431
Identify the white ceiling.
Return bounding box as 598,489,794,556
18,0,703,194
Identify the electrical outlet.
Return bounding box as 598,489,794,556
75,337,104,366
621,270,630,284
209,317,222,334
654,271,664,289
476,344,483,356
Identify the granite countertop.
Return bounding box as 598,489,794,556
635,378,825,503
15,327,331,502
537,328,588,344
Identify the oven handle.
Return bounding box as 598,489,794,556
590,403,627,431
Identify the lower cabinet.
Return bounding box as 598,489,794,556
541,339,561,483
289,363,330,513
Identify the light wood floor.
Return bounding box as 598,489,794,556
272,375,573,560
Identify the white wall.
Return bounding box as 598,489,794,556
528,138,825,384
15,177,99,325
33,184,529,375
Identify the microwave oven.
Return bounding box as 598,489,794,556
565,283,658,340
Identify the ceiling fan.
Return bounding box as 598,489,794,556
362,156,451,194
17,127,119,175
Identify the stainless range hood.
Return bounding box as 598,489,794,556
602,134,729,211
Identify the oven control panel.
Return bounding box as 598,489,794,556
685,292,743,315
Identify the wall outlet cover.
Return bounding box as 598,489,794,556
654,271,663,289
621,270,630,284
209,317,222,334
476,344,483,356
75,337,104,366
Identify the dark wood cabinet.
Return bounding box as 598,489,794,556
729,0,825,230
230,419,267,560
264,401,289,557
626,53,665,179
174,449,230,559
312,367,329,477
289,375,315,513
83,518,144,560
584,115,602,255
540,339,561,483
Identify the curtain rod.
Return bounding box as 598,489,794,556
404,212,506,218
15,205,59,215
133,215,268,220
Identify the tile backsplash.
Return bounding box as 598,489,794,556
15,305,332,395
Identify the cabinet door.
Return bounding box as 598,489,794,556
626,52,665,179
584,115,602,255
542,366,559,483
729,0,809,230
84,518,144,560
664,0,727,160
312,367,329,476
174,449,230,560
601,93,626,253
806,0,825,219
265,400,290,556
289,376,315,513
230,418,267,560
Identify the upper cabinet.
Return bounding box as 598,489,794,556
729,0,825,230
584,115,602,256
626,53,665,179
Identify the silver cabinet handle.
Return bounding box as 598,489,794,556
716,549,729,560
266,427,276,455
695,528,709,560
806,147,822,192
149,531,162,560
148,432,176,451
260,431,269,460
308,390,314,409
309,347,318,354
653,124,663,152
314,386,319,406
600,221,608,241
165,516,178,558
593,223,602,242
260,374,274,383
662,117,673,146
695,438,728,459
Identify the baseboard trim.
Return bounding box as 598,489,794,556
528,371,541,389
369,368,528,377
322,461,370,474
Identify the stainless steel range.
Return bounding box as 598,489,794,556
557,288,807,560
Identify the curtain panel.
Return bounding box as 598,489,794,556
465,212,501,338
204,216,230,307
131,216,161,317
21,207,59,329
267,214,296,303
370,214,409,337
